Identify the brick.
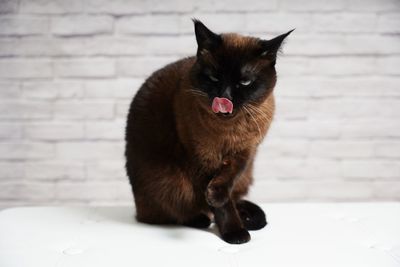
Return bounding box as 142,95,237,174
274,98,310,119
285,35,345,56
0,37,53,57
116,15,180,35
51,15,113,36
53,101,114,119
54,58,115,78
31,37,152,57
0,122,22,139
115,101,130,118
83,79,141,99
24,122,85,140
22,81,83,99
254,158,342,180
375,142,400,158
260,139,309,158
378,13,400,33
276,57,310,76
0,15,49,36
0,0,19,13
195,0,277,11
308,57,376,76
286,35,400,56
347,0,400,11
342,160,400,179
116,56,178,77
84,0,148,14
55,181,131,201
246,13,311,34
20,0,84,14
0,162,24,180
0,37,106,57
56,142,124,160
21,81,57,99
25,161,85,180
0,142,55,159
341,119,400,138
277,77,400,97
149,0,193,12
0,182,56,201
180,14,247,34
310,141,375,159
0,101,52,119
85,120,125,140
346,35,400,55
313,13,376,33
96,36,195,56
0,82,20,98
0,59,53,79
281,0,345,11
86,160,126,180
377,57,400,75
269,120,340,139
309,99,400,119
250,181,376,201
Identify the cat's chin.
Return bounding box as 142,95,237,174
215,111,236,120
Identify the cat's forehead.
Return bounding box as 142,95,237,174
205,34,265,74
221,33,261,50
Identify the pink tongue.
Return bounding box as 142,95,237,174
212,97,233,114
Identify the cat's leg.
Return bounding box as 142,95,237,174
230,164,266,231
236,200,267,231
134,193,179,225
213,199,250,244
206,149,252,208
133,164,205,226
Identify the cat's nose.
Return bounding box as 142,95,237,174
220,86,233,100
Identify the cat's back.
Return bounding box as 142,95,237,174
125,57,194,161
131,57,194,111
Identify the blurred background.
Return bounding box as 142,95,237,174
0,0,399,209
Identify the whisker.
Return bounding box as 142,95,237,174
243,106,262,141
245,104,269,124
247,104,268,117
186,89,207,98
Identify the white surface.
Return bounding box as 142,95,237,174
0,203,399,267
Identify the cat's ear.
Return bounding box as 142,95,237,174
193,19,222,55
260,29,294,65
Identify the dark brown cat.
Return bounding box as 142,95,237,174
125,20,293,244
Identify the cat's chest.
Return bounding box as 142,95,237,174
191,126,255,170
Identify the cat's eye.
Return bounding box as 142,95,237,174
240,79,252,86
208,75,219,82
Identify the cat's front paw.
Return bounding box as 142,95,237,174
206,183,229,208
221,228,251,244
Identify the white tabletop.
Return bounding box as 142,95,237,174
0,203,399,267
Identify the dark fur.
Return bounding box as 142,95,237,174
125,20,292,244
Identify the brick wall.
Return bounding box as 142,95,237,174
0,0,399,208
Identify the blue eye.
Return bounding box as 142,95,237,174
209,75,219,82
240,79,252,86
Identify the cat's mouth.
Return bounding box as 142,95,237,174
212,97,234,115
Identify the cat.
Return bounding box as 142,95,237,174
125,19,293,244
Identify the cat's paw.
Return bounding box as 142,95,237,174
206,183,229,208
221,228,251,244
237,200,267,231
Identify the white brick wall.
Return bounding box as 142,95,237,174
0,0,399,209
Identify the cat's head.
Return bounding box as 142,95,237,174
190,19,293,118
